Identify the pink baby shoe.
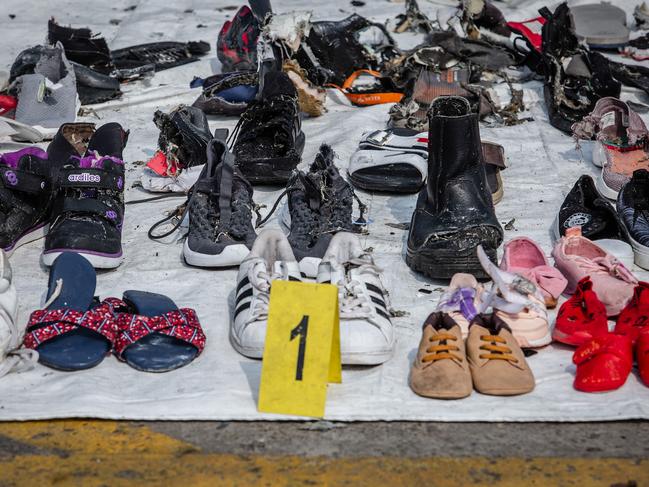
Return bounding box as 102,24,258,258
500,237,568,309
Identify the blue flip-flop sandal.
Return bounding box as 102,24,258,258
112,291,205,372
23,252,117,370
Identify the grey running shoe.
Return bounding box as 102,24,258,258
280,144,360,276
183,135,257,268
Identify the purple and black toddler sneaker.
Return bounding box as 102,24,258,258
0,147,53,255
43,122,128,269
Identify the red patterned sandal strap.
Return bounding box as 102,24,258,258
23,301,119,350
113,308,206,358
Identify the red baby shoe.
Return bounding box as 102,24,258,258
614,281,649,344
637,328,649,387
553,277,609,347
572,333,633,393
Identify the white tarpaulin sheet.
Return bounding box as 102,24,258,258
0,0,648,421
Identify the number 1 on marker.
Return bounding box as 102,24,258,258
290,316,308,381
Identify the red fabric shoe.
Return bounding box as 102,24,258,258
614,281,649,344
572,333,633,392
637,328,649,387
553,277,609,347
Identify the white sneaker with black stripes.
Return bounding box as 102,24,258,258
317,232,394,365
230,228,302,358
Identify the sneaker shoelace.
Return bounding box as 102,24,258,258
422,332,462,363
250,266,272,323
337,259,383,319
0,306,38,376
255,176,367,230
0,282,39,378
248,261,293,322
479,334,518,363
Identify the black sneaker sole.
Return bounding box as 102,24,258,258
239,151,302,185
241,161,296,185
406,244,498,280
348,167,423,194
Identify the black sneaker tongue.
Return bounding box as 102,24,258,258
206,140,226,177
86,122,127,159
633,169,649,183
299,172,323,211
261,71,296,99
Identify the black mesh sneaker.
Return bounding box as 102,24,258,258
43,122,129,269
0,147,54,255
279,144,360,276
231,71,305,185
182,133,257,268
552,174,628,244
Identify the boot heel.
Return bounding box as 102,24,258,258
406,244,498,280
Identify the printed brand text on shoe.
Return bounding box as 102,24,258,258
68,173,101,183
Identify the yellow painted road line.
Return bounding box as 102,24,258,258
0,421,647,486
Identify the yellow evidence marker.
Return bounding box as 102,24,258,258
258,280,342,418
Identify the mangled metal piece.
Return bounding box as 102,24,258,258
263,11,312,54
539,3,621,133
635,2,649,29
394,0,436,34
426,31,518,71
49,17,210,81
384,42,471,88
48,18,113,74
112,41,210,73
296,14,399,86
608,60,649,99
482,80,535,127
461,0,511,39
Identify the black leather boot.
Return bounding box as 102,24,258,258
406,96,503,279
